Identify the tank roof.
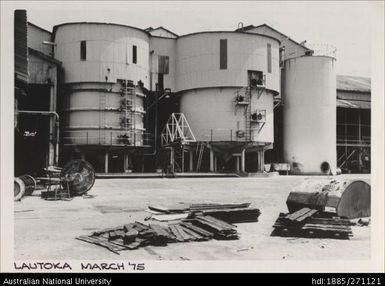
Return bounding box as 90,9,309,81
52,22,151,39
177,30,281,44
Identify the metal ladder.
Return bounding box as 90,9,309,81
120,80,136,145
244,87,252,142
99,93,106,144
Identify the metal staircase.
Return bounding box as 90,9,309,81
196,142,205,171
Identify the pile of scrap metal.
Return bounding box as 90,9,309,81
76,203,260,254
271,179,371,240
14,159,95,201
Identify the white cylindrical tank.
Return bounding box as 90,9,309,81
283,56,336,174
54,23,150,86
177,32,280,145
53,23,150,147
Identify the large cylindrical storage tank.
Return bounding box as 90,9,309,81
53,23,151,171
175,32,280,172
283,56,336,174
176,32,280,143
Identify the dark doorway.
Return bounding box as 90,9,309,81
15,84,51,176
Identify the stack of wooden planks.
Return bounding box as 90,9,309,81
76,214,243,254
271,208,353,240
148,202,261,223
189,215,238,239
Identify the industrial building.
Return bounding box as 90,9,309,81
14,11,371,176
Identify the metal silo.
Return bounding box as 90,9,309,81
282,55,337,174
173,32,280,173
53,23,151,173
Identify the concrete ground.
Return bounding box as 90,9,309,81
14,174,370,261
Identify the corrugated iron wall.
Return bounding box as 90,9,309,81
14,10,28,85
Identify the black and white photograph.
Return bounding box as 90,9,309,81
1,0,384,274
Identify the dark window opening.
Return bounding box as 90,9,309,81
158,55,169,74
267,43,272,73
80,41,86,61
220,39,227,70
133,45,137,64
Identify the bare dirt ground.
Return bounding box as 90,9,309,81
14,174,370,261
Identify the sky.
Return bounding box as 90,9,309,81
6,1,385,77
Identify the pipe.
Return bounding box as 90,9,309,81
16,110,60,165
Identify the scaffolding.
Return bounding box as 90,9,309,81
160,113,196,174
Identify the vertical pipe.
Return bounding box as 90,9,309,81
210,148,214,172
189,150,194,172
105,150,109,173
124,151,129,172
241,149,246,172
181,145,185,173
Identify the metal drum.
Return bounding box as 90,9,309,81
61,159,95,196
14,174,36,201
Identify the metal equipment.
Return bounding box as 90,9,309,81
14,175,37,201
61,159,95,196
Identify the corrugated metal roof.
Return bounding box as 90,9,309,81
337,75,371,92
337,99,371,109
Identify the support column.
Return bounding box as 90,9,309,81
124,151,129,173
170,148,175,173
257,150,265,172
104,151,109,173
234,156,240,172
209,148,214,172
214,156,217,172
241,149,246,173
48,85,55,166
189,150,194,172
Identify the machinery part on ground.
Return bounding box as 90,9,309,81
286,179,370,219
61,159,95,196
14,175,36,201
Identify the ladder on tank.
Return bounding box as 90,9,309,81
244,87,253,142
119,80,136,146
99,93,106,144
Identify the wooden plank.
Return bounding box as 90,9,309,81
180,222,214,238
285,208,312,221
295,209,318,222
193,208,261,223
123,229,139,245
168,224,190,242
76,236,123,254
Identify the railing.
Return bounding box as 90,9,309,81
61,130,154,147
304,43,337,58
200,129,255,142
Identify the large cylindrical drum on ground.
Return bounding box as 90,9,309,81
14,175,36,201
286,179,370,219
283,56,336,174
